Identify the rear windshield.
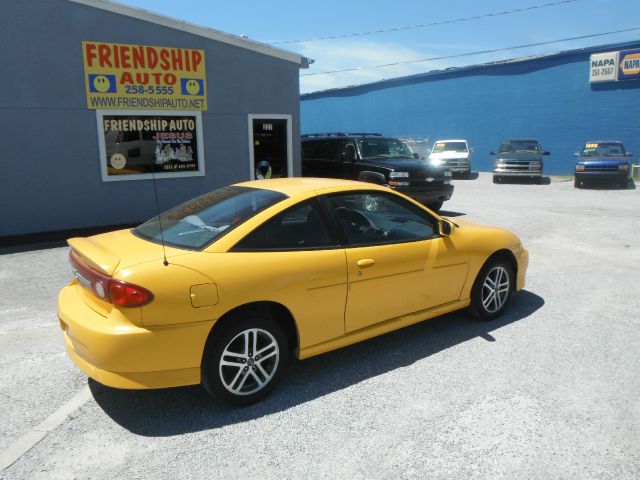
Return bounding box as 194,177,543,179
581,142,626,157
133,186,287,250
499,140,540,153
431,141,468,153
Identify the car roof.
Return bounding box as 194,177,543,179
433,139,468,143
584,140,623,144
234,177,385,196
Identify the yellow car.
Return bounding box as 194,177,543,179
58,178,528,405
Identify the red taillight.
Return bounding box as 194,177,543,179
69,250,154,308
109,280,154,307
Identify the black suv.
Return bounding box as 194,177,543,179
301,133,453,210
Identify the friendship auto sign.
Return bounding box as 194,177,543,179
82,41,207,110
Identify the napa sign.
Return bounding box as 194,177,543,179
589,48,640,83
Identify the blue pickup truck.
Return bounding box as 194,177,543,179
574,141,633,188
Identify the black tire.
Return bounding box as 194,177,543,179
426,201,443,212
469,257,514,321
574,177,581,188
493,175,501,184
201,312,289,406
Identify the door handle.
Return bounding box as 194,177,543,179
356,258,376,268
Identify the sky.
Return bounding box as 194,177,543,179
116,0,640,93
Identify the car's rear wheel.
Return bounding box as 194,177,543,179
201,312,289,406
574,177,582,188
493,175,500,184
470,258,514,320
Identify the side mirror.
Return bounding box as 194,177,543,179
627,152,634,157
439,219,452,236
543,151,550,155
573,152,580,157
489,151,496,155
413,152,420,159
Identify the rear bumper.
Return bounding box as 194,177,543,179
58,283,211,389
392,184,454,204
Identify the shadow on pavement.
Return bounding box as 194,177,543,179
91,290,544,436
453,171,479,180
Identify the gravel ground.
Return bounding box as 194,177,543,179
1,173,639,479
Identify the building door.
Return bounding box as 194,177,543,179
249,115,292,179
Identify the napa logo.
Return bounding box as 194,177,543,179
591,58,615,68
620,52,640,76
88,74,117,93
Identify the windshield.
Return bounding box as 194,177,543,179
431,141,468,153
133,186,287,250
581,142,626,157
357,138,414,159
499,140,540,153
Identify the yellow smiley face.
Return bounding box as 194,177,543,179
185,79,200,95
93,75,111,93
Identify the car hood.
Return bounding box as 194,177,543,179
360,158,446,174
496,151,543,161
429,151,470,160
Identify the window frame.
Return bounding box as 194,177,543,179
230,197,342,252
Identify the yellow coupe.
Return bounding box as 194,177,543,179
58,178,528,405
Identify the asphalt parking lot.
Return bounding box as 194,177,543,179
1,173,639,479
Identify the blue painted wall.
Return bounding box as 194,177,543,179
0,0,302,237
301,42,640,175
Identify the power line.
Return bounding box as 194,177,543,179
272,0,581,44
301,27,640,76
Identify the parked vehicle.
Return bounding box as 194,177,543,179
301,133,453,211
428,139,472,177
491,139,549,184
574,141,632,188
58,178,529,406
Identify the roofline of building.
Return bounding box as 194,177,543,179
302,39,640,98
68,0,311,68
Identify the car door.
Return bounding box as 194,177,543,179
230,198,348,349
322,191,468,333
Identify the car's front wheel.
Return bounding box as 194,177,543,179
201,312,289,406
470,258,514,320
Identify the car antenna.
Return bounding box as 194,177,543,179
151,166,169,266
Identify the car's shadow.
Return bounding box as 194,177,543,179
453,171,479,180
579,179,636,190
439,210,466,217
90,290,544,436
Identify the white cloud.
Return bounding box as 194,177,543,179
295,40,453,93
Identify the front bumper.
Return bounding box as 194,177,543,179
493,168,542,177
392,184,454,204
575,171,628,182
515,248,529,291
58,283,212,389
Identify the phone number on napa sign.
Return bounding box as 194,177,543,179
82,41,207,110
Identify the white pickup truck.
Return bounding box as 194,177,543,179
428,139,472,177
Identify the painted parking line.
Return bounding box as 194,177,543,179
0,386,91,471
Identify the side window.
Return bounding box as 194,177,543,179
324,192,437,246
232,199,338,251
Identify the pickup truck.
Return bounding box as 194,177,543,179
574,141,632,188
301,133,453,211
